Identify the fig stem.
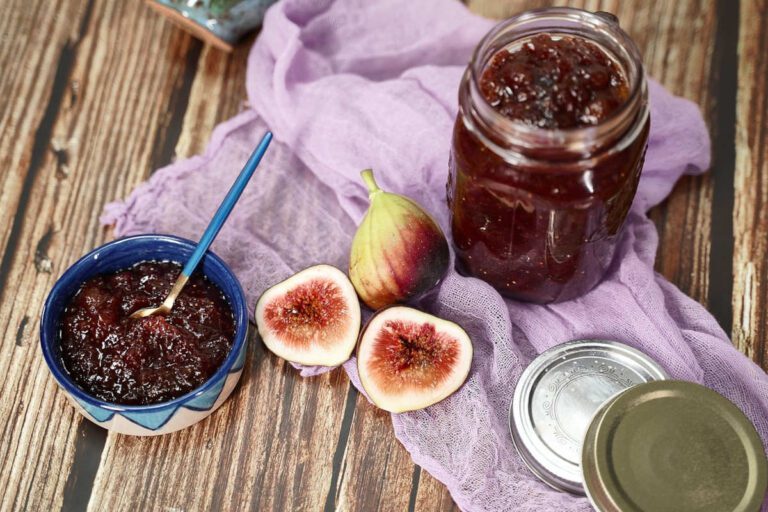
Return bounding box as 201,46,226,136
360,169,382,198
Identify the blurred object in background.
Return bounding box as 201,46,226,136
146,0,277,52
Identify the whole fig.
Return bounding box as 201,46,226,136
349,169,449,309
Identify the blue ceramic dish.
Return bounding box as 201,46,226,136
40,234,248,436
147,0,277,52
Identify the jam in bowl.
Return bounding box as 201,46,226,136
40,234,249,436
448,8,650,303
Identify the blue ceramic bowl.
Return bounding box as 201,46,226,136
40,234,248,436
148,0,276,51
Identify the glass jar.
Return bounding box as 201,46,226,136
448,8,649,303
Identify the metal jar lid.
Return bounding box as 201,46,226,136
582,380,768,512
509,340,668,493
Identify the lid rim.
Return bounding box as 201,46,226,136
510,339,668,495
582,380,768,512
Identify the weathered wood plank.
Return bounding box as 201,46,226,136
333,398,416,511
174,38,253,159
414,467,461,512
733,0,768,365
0,1,94,510
633,0,719,309
89,336,351,511
0,0,229,510
85,13,355,508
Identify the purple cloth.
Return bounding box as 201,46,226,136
103,0,768,509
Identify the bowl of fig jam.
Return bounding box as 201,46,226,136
40,234,249,436
448,8,650,303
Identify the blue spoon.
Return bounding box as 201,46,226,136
130,131,273,319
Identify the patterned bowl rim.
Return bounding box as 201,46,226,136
40,234,249,412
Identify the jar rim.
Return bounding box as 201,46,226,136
464,7,648,156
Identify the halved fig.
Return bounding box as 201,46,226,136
255,265,361,366
357,306,472,413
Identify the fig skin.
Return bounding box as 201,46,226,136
255,264,361,366
357,306,473,413
349,169,450,310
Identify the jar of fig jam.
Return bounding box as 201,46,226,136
448,8,649,303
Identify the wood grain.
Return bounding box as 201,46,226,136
633,0,719,308
0,1,94,510
733,0,768,365
0,0,760,511
32,4,350,511
174,37,253,159
0,0,238,510
88,339,351,511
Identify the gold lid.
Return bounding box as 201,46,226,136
583,380,767,512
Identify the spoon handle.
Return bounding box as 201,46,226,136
182,131,273,277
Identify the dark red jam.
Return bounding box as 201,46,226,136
449,33,649,303
60,261,235,405
480,34,629,129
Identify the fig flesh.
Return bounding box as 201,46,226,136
357,306,472,413
349,169,450,310
255,265,361,366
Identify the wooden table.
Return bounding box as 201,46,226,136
1,0,764,510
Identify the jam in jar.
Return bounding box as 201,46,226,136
448,8,650,303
